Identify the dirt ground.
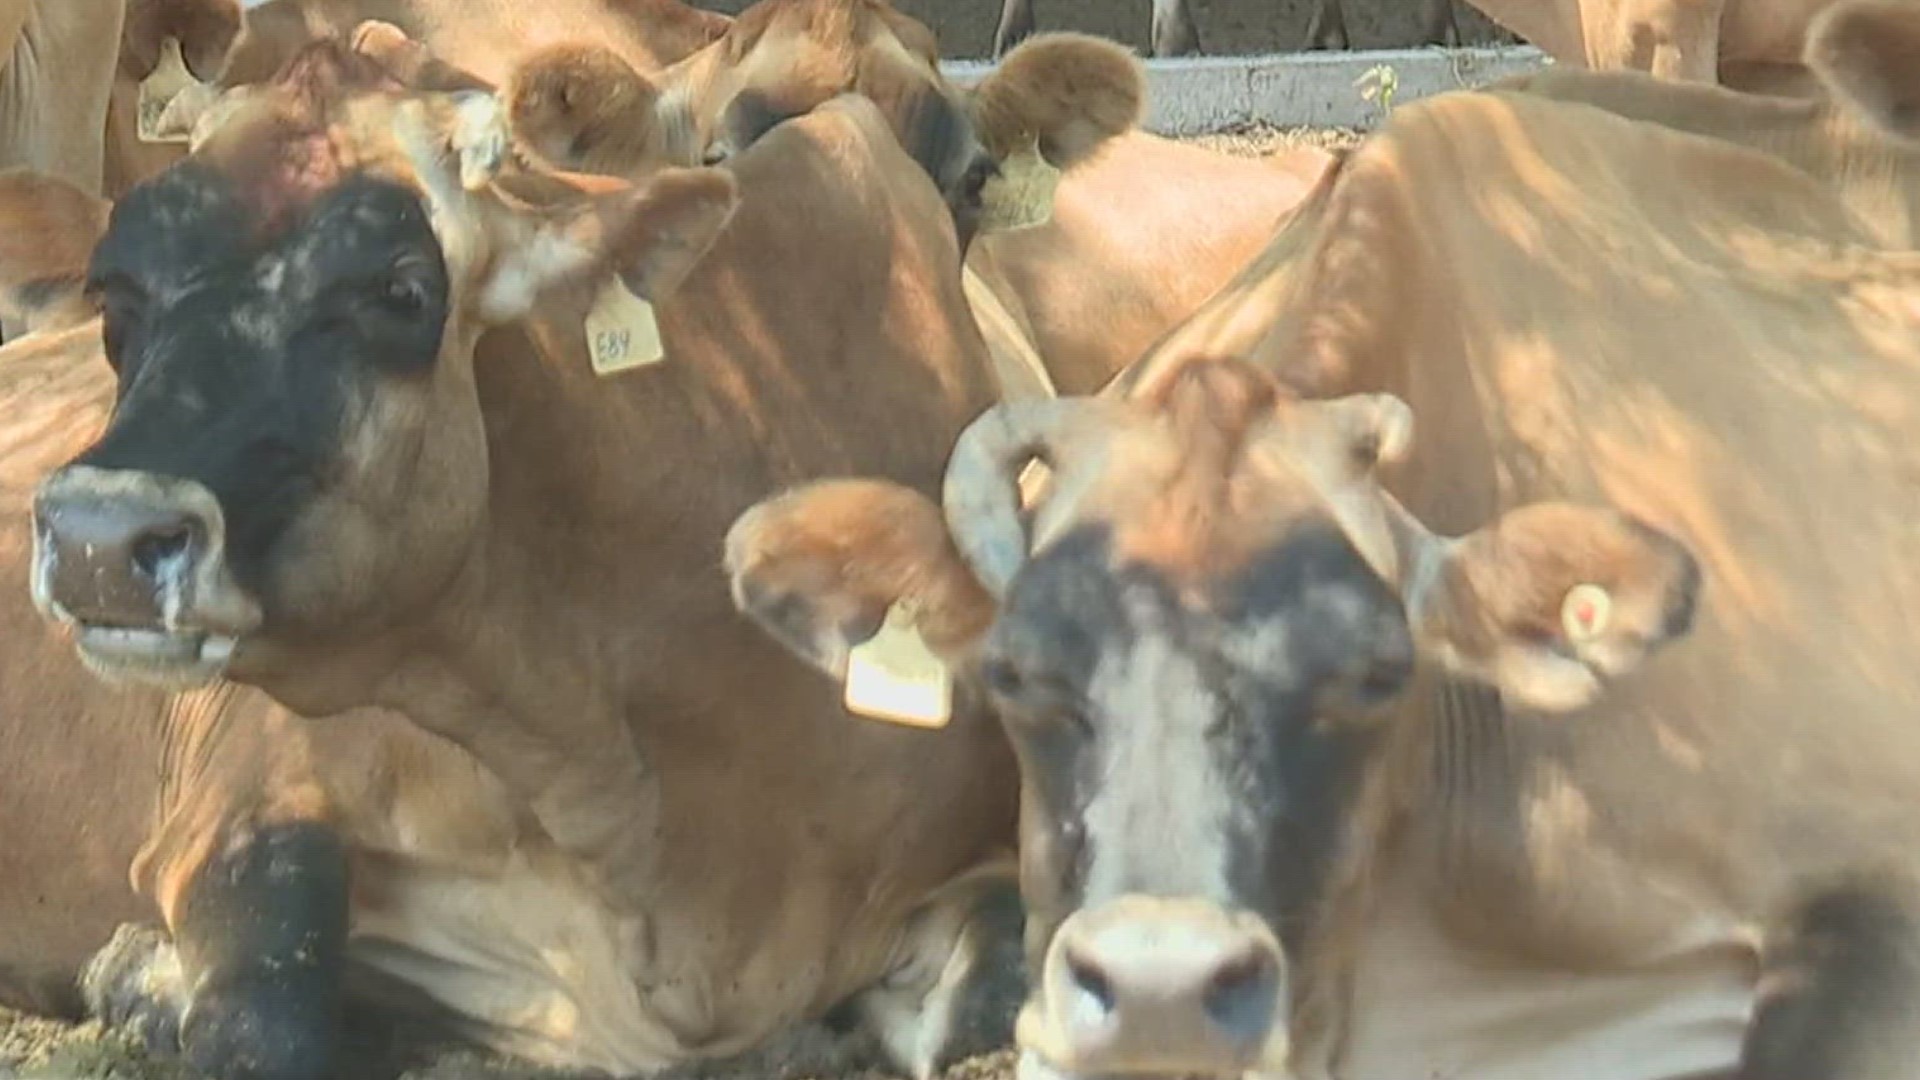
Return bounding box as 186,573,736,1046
0,121,1357,1080
697,0,1513,57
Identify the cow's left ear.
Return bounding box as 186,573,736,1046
475,165,738,322
968,32,1144,171
724,479,997,681
1406,502,1703,713
0,170,109,334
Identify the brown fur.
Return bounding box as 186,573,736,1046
1804,0,1920,140
726,478,998,661
966,31,1143,167
120,0,240,81
0,169,109,332
507,43,668,175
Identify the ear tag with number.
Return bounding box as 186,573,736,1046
844,601,953,729
1561,583,1612,643
978,141,1061,233
585,275,665,376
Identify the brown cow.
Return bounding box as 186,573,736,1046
1465,0,1878,90
26,28,1137,1080
498,0,1332,395
0,0,237,196
991,0,1465,58
0,174,518,1080
723,3,1920,1077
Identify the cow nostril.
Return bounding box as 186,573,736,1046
1063,945,1116,1017
1203,946,1279,1041
131,525,193,580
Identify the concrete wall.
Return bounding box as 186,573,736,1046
695,0,1518,60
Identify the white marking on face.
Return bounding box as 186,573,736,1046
1078,586,1244,905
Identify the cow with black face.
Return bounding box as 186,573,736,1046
26,26,1148,1075
725,356,1704,1079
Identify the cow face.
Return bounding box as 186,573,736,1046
31,39,737,692
503,0,1143,253
726,357,1703,1079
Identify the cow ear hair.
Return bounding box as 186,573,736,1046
1406,501,1702,713
724,479,995,680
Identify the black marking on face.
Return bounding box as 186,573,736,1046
78,166,450,595
986,519,1409,957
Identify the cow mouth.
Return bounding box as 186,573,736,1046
68,623,241,689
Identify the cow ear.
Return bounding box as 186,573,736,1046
968,32,1143,172
1407,502,1703,713
505,43,673,176
723,479,997,680
122,0,242,82
0,170,109,334
476,165,737,323
1807,0,1920,141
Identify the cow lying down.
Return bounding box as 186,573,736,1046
725,4,1920,1077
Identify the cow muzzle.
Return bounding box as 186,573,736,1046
1016,896,1289,1079
31,466,261,688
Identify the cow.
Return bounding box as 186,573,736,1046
720,2,1920,1077
0,0,237,197
497,0,1333,395
1464,0,1882,91
25,25,1141,1080
0,173,518,1080
991,0,1464,59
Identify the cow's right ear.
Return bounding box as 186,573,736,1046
505,44,676,176
1807,0,1920,141
475,165,738,322
0,170,109,334
723,479,998,680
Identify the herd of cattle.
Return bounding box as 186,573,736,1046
3,0,1920,1079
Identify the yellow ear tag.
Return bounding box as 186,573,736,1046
844,601,953,729
1561,583,1612,643
137,39,199,145
977,142,1061,233
585,276,665,376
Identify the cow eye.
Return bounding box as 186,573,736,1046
377,273,428,316
981,655,1025,699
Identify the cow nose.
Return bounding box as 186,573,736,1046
1035,896,1286,1075
32,466,223,629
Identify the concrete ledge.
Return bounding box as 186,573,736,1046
941,47,1551,135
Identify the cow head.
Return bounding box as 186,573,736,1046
31,37,738,692
725,357,1703,1079
502,0,1143,251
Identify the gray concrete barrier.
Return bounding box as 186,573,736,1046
941,46,1551,135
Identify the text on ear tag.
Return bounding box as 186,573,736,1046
1561,583,1612,643
585,276,665,376
978,142,1061,233
137,39,199,145
844,601,953,729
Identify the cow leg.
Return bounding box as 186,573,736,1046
1150,0,1202,57
85,821,349,1080
992,0,1035,60
846,868,1028,1080
1304,0,1349,51
1740,877,1920,1079
1419,0,1460,46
